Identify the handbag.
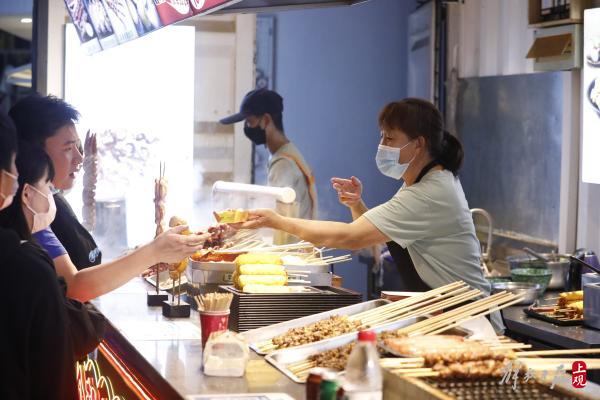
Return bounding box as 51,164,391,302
58,277,107,359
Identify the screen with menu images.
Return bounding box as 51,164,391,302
83,0,119,49
583,8,600,184
100,0,139,43
64,0,102,53
189,0,240,15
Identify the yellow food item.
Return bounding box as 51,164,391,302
237,274,287,287
559,290,583,301
558,291,584,308
238,264,286,276
242,284,294,294
235,253,282,267
215,209,249,224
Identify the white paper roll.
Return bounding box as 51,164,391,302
212,181,296,204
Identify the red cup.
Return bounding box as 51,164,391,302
200,310,230,348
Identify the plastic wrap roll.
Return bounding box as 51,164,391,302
212,181,296,204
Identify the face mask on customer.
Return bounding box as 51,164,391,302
244,118,267,145
0,170,18,210
375,141,415,180
23,184,57,233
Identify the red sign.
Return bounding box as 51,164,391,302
572,361,587,388
154,0,193,25
189,0,237,15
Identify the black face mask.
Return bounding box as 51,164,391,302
244,125,267,145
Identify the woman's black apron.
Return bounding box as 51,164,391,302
386,161,440,291
51,193,102,270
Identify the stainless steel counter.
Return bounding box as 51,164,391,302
91,278,305,399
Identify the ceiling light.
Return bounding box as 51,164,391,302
20,18,32,24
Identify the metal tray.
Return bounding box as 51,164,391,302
243,299,390,354
265,316,472,383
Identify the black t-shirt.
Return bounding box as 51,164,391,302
0,228,77,400
51,193,102,270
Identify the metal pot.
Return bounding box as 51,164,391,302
547,258,571,289
491,282,543,305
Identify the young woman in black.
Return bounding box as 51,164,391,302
0,116,77,400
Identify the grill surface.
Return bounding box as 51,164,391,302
426,378,579,400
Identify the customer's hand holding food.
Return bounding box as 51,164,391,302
331,176,363,208
234,209,284,230
151,225,210,263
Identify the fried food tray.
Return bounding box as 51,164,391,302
265,316,472,383
242,299,390,355
523,307,583,326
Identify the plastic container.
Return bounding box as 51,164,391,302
342,330,382,400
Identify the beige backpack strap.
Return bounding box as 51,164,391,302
278,152,317,219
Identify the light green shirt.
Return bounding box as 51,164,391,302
363,169,504,332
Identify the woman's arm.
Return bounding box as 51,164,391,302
53,225,208,302
240,209,389,250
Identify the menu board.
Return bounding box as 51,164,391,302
126,0,163,36
100,0,140,44
189,0,239,16
83,0,119,49
153,0,193,25
583,8,600,184
64,0,102,53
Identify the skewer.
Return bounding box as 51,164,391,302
420,294,525,336
516,348,600,357
351,281,467,321
490,343,531,351
399,291,517,335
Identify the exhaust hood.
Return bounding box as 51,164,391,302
213,0,371,14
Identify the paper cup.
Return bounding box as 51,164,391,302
200,310,230,348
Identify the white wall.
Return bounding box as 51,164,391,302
447,0,535,78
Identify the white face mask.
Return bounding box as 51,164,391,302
23,184,57,233
0,170,19,211
375,141,415,180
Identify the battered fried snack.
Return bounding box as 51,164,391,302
238,264,286,275
235,253,283,267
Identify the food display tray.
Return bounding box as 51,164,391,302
265,316,472,383
242,299,390,355
219,285,362,332
523,307,583,326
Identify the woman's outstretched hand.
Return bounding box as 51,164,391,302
233,209,284,230
331,176,363,208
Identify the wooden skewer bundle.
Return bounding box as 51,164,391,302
194,292,233,312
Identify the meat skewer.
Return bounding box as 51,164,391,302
82,130,97,232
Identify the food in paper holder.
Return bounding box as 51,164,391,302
215,209,250,224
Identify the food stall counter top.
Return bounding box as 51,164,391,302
91,278,305,399
502,291,600,349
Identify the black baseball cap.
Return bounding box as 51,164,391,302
219,89,284,124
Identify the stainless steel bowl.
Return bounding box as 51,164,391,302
491,282,543,305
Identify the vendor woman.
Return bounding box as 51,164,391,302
238,98,502,331
9,94,208,302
